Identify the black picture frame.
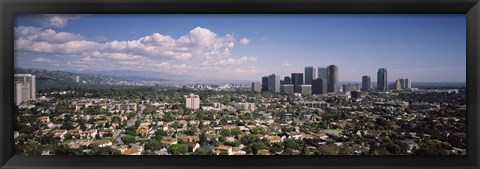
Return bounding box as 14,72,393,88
1,0,479,169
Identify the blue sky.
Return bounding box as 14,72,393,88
14,14,466,82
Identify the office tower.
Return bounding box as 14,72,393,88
312,78,327,95
281,84,294,94
399,79,406,89
284,76,291,84
343,83,359,92
14,74,36,105
75,76,80,83
291,73,304,93
304,66,316,85
185,93,200,110
280,80,285,85
327,65,338,93
261,76,269,92
377,68,388,91
300,85,312,95
362,75,371,91
351,91,363,99
268,74,280,93
405,78,411,89
251,82,261,92
317,67,328,80
391,80,402,90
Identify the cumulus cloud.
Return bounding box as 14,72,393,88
15,26,84,43
239,38,250,45
15,26,257,79
35,14,86,28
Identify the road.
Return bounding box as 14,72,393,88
116,104,145,145
127,104,146,127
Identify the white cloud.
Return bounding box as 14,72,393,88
32,57,53,63
38,14,86,28
15,26,258,79
15,26,84,43
240,38,250,45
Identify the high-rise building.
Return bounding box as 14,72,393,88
284,76,291,84
300,85,312,95
405,78,412,89
377,68,388,91
251,82,261,92
327,65,338,93
185,93,200,110
304,66,316,85
343,83,359,92
390,80,402,90
261,76,269,92
14,74,36,105
281,84,295,94
351,91,363,99
268,74,280,93
362,76,371,91
75,76,80,83
399,79,406,89
317,67,328,80
291,73,304,93
312,78,327,95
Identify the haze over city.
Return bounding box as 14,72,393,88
14,14,466,82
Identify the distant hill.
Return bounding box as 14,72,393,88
14,67,168,88
75,69,201,81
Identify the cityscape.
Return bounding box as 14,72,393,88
13,14,466,155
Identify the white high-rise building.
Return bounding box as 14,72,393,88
14,74,36,105
405,78,412,89
75,76,80,83
268,74,280,93
185,93,200,110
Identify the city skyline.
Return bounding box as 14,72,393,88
15,14,466,82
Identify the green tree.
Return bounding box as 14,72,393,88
122,135,136,145
169,144,188,155
145,140,162,151
200,132,208,146
193,148,207,155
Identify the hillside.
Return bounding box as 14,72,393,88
14,68,141,88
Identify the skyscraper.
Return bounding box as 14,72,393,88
284,76,291,84
317,67,328,80
377,68,388,91
268,74,280,93
312,78,327,95
291,73,304,93
399,79,406,89
362,75,371,91
185,93,200,110
261,76,269,92
304,66,316,85
280,84,294,94
391,80,402,90
75,76,80,83
405,78,412,89
14,74,36,105
251,82,261,92
327,65,338,93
